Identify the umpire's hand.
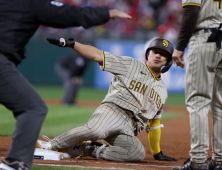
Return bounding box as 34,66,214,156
109,9,132,20
153,151,177,161
47,38,75,48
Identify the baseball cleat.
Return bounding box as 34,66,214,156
36,135,52,150
172,158,208,170
0,160,29,170
58,140,92,158
59,141,108,159
208,159,222,170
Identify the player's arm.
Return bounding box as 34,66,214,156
172,5,200,68
47,38,103,65
147,118,177,161
176,5,200,51
74,42,103,65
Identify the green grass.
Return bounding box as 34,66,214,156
0,85,185,137
165,94,185,106
34,85,185,106
0,85,185,170
34,85,107,101
0,106,184,137
39,105,96,137
0,86,184,137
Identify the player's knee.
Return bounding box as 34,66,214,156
139,148,146,161
124,146,145,162
134,147,145,161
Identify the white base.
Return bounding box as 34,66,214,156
0,162,15,170
33,148,64,161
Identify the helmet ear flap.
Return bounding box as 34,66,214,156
145,49,150,60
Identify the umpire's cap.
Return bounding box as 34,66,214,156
145,38,174,73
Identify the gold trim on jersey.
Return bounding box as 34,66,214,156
182,3,201,7
213,0,221,10
145,63,161,80
102,51,105,71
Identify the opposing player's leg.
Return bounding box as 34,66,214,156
185,33,220,164
0,55,47,169
210,60,222,166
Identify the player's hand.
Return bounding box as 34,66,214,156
47,38,75,48
109,9,132,20
153,151,177,161
172,49,185,68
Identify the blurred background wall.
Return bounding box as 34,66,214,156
18,0,186,93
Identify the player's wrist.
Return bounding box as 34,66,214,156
47,37,75,48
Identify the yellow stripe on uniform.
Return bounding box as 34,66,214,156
146,63,161,80
101,51,105,71
182,3,201,7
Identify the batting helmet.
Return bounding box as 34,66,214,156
145,38,174,73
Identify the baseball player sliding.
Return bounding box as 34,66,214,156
36,37,177,162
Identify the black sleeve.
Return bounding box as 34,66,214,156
30,0,110,29
176,5,200,51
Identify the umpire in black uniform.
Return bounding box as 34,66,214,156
0,0,131,169
55,52,89,106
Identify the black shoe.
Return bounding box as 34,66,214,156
208,159,222,170
0,160,29,170
172,158,208,170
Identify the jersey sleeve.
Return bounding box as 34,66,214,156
182,0,202,7
30,0,109,28
99,51,132,76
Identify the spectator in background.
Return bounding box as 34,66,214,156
35,0,182,41
55,52,89,106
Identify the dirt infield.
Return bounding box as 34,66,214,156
0,101,213,170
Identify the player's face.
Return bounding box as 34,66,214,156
147,48,169,71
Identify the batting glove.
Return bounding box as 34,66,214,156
153,151,177,161
47,38,75,48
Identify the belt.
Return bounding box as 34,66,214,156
206,26,222,51
124,109,137,127
194,28,217,35
204,28,217,33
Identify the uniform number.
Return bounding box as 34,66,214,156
213,0,221,10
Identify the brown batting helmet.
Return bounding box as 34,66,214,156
145,38,174,73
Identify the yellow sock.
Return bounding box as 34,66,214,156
148,118,161,154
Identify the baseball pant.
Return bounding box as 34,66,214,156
51,103,145,162
185,31,222,163
0,54,48,168
55,63,79,105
